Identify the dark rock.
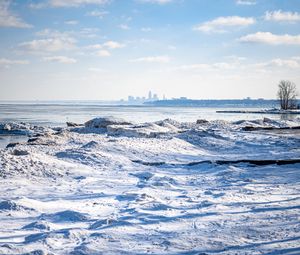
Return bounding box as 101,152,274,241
40,210,88,222
66,122,82,127
263,117,272,122
11,149,29,156
22,221,51,231
196,119,209,124
242,126,255,131
6,142,20,148
0,200,32,211
27,138,39,143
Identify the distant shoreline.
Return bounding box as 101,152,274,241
216,110,300,115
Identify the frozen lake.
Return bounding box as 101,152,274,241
1,101,297,149
0,101,293,127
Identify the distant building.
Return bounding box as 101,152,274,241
126,90,160,104
128,96,134,102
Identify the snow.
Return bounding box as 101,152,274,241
0,118,299,254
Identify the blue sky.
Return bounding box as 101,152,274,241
0,0,300,100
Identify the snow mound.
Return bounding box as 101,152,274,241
22,221,52,231
107,122,180,138
84,116,131,128
0,200,33,211
232,118,291,129
1,118,300,254
22,249,47,255
89,218,117,229
0,149,67,178
74,117,182,137
0,122,54,136
24,233,49,244
80,141,98,149
131,171,154,181
155,118,182,129
40,210,88,222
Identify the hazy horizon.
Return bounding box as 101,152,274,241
1,0,300,100
0,97,280,103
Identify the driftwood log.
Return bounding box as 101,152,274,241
132,159,300,167
242,126,300,131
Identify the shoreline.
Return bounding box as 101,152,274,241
216,110,300,114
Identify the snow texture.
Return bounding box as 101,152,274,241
0,118,299,254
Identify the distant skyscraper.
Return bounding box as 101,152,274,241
148,91,152,100
128,96,134,102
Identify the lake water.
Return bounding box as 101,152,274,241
0,101,296,148
0,101,291,126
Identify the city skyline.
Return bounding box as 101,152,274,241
0,0,300,100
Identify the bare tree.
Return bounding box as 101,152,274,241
277,80,298,110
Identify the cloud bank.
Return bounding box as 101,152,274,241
43,56,77,63
0,0,31,28
239,32,300,45
264,10,300,23
194,16,255,33
130,56,170,63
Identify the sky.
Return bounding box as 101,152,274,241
0,0,300,100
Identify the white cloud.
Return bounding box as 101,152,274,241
119,24,130,30
236,0,256,5
97,50,111,57
19,37,76,52
103,41,125,49
86,44,103,50
43,56,77,63
141,27,152,32
175,62,237,72
29,3,48,9
130,56,170,63
19,29,76,53
239,32,300,45
86,41,124,57
0,58,29,67
0,0,31,28
173,57,300,75
264,10,300,23
49,0,109,7
194,16,255,33
78,28,100,38
137,0,173,4
35,29,71,38
29,0,109,8
256,58,300,69
65,20,79,25
87,10,109,18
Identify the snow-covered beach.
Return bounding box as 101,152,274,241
0,117,299,254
